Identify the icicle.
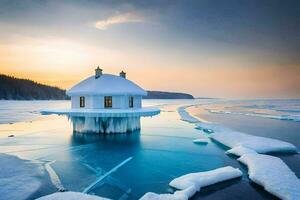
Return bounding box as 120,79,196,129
70,116,141,134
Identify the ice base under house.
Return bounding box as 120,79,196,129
41,67,160,133
41,107,160,133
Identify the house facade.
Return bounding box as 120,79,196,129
66,67,147,109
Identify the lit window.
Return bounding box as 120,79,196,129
104,96,112,108
79,96,85,108
129,96,134,108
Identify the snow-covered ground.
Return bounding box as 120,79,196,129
178,105,297,154
238,153,300,200
36,191,111,200
210,130,297,154
204,99,300,122
178,104,299,199
0,153,43,200
140,166,242,200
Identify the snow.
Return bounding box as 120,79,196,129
0,153,43,200
238,154,300,200
169,166,242,191
226,146,257,157
140,166,242,200
207,108,300,122
67,74,147,96
70,116,141,133
36,192,111,200
210,130,298,154
193,138,209,144
140,186,197,200
178,105,297,154
41,107,160,118
178,106,199,123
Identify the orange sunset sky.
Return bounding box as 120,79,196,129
1,0,299,98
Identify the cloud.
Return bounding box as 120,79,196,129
95,12,144,30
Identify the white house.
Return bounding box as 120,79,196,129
67,67,147,109
41,67,160,134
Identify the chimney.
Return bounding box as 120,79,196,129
120,70,126,78
95,66,102,79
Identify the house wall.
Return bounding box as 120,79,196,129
71,95,93,109
71,95,142,109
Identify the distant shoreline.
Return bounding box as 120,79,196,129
0,74,194,100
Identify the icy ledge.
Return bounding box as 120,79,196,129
211,130,297,154
36,191,111,200
238,154,300,200
41,107,160,118
178,105,298,154
140,166,242,200
0,153,42,200
178,106,199,123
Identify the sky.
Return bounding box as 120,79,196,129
0,0,299,98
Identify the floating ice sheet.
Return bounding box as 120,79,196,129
178,105,297,154
0,153,43,200
41,107,160,118
169,166,242,190
226,145,257,157
36,191,111,200
178,106,199,123
210,130,297,154
140,166,242,200
140,186,196,200
238,154,300,200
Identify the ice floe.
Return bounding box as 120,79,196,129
208,109,300,122
0,153,43,200
41,107,160,118
178,106,199,123
36,191,111,200
169,166,242,190
211,130,297,154
140,186,197,200
238,154,300,200
193,138,210,144
226,145,257,157
179,105,297,154
140,166,242,200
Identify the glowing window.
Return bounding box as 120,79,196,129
104,96,112,108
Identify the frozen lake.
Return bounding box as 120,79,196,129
0,99,299,199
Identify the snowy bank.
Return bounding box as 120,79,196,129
193,138,209,144
226,145,257,157
140,186,197,200
0,153,43,200
211,130,297,154
178,104,297,154
140,166,242,200
238,154,300,200
36,191,111,200
178,106,199,123
41,107,160,118
169,166,242,190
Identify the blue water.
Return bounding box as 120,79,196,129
0,99,299,200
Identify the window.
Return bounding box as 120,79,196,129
129,96,134,108
79,96,85,108
104,96,112,108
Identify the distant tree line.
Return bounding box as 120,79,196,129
0,74,194,100
0,74,68,100
145,91,194,99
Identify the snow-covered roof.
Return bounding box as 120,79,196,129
67,74,147,96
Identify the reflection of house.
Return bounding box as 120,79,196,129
67,67,147,109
